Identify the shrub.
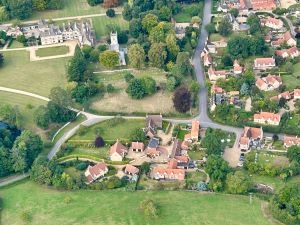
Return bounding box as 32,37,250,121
75,162,88,171
77,125,88,136
106,8,115,17
94,136,105,148
139,199,159,218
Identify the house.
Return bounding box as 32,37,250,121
206,41,216,54
146,137,160,158
271,31,296,47
207,66,227,81
125,164,139,175
181,141,190,155
255,75,282,91
276,46,299,59
131,141,144,152
283,135,300,148
233,60,243,75
152,159,185,181
174,23,190,39
250,0,276,10
254,57,276,70
109,141,127,161
212,38,227,48
169,138,182,158
184,120,200,141
85,162,108,184
239,126,263,150
201,51,212,67
294,89,300,100
262,17,283,30
144,114,163,138
211,83,225,94
253,112,281,125
278,91,291,100
109,32,127,65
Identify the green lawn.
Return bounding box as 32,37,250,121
36,46,69,57
8,40,24,49
0,92,46,131
173,3,204,23
0,51,69,96
92,15,129,39
66,146,109,159
70,118,144,142
0,181,274,225
26,0,122,21
188,150,206,160
209,33,223,42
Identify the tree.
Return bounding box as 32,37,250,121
226,171,251,194
67,45,87,82
140,199,159,218
122,3,132,21
175,52,193,76
106,8,115,17
148,43,167,68
103,0,119,8
201,128,224,155
94,136,105,147
229,8,239,17
129,19,142,38
126,78,147,99
2,0,33,20
166,76,177,91
278,97,287,108
218,17,232,36
158,6,171,21
142,13,158,33
284,61,294,74
128,44,145,69
124,72,135,83
0,53,4,67
191,16,201,25
33,105,50,129
106,83,115,93
0,104,21,128
221,54,233,67
205,23,216,34
99,50,119,68
287,146,300,163
166,33,180,61
87,0,102,6
173,86,191,113
30,156,52,185
49,87,72,108
0,6,8,22
16,35,26,44
130,128,146,142
247,14,261,35
33,0,47,10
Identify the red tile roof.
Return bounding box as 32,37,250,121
131,141,144,150
254,57,275,67
294,89,300,97
168,158,178,169
152,167,185,180
284,135,300,148
125,164,139,175
278,91,291,100
191,120,200,139
110,141,127,156
181,141,190,150
174,155,189,163
254,112,281,123
85,162,108,183
251,0,276,10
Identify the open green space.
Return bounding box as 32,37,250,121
173,3,204,23
0,51,68,96
65,147,109,159
36,46,69,57
8,40,24,49
209,33,223,42
92,16,129,39
0,92,46,131
0,181,273,225
27,0,121,21
252,175,300,192
70,118,144,142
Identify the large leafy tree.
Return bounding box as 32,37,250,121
201,128,224,155
172,86,191,113
2,0,33,20
67,45,87,82
218,17,232,36
128,44,145,69
129,19,142,38
142,13,158,33
126,78,147,99
33,105,50,129
287,146,300,163
175,52,193,76
166,33,180,61
148,42,167,68
0,104,21,128
99,50,119,68
247,14,261,35
226,171,251,194
11,130,43,172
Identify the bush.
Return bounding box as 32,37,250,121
106,8,115,17
75,162,88,171
77,125,88,136
139,199,159,218
124,72,135,83
94,136,105,147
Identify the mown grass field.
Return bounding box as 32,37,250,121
0,51,68,96
27,0,122,21
36,46,69,57
92,16,129,39
0,92,46,131
0,181,274,225
70,118,144,142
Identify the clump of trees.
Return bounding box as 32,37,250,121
173,86,191,113
140,199,159,218
126,76,156,99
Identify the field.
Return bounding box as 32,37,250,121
0,181,274,225
36,46,70,57
92,16,129,39
90,69,180,115
0,51,69,96
70,118,144,142
27,0,122,21
0,92,46,131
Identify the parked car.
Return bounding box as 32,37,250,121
239,153,245,161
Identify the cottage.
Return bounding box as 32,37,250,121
184,120,200,141
131,141,144,152
255,75,282,91
263,17,283,30
250,0,276,10
294,89,300,100
201,51,213,67
144,114,163,137
239,126,263,150
271,31,296,47
278,91,291,100
152,159,185,181
254,57,276,70
207,66,227,81
276,46,299,59
109,141,127,161
233,60,243,75
253,112,281,126
85,162,108,184
283,135,300,148
146,137,160,158
125,164,139,175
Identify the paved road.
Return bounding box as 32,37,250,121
0,173,29,187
